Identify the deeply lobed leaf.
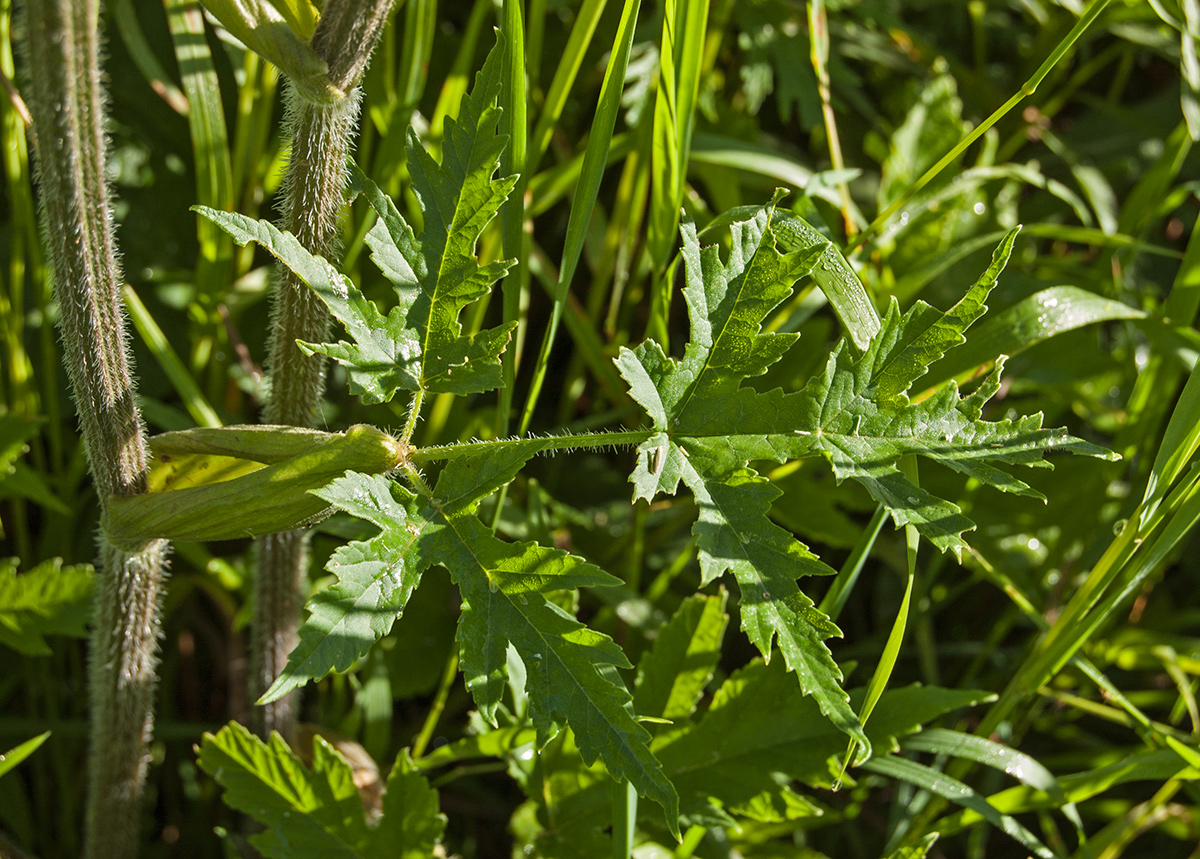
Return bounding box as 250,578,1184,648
197,35,518,405
617,197,870,756
269,442,680,829
617,201,1115,758
197,723,445,859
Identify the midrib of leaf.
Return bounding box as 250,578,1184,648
420,130,488,361
673,223,776,422
671,205,800,425
440,511,680,826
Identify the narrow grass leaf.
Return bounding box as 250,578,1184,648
884,834,939,859
0,732,50,780
519,0,643,433
123,286,222,428
773,210,878,351
527,0,608,174
647,0,709,268
925,286,1145,391
1140,359,1200,525
165,0,235,311
110,0,188,113
862,755,1058,859
498,0,528,435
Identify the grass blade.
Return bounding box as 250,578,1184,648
122,287,222,429
518,0,643,434
497,0,527,437
864,755,1059,859
527,0,607,174
0,732,50,780
647,0,709,269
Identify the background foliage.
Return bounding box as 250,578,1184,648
2,0,1200,857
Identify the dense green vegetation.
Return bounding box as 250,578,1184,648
2,1,1200,857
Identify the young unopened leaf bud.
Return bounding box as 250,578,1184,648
105,425,406,544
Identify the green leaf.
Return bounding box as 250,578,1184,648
784,297,1116,553
652,659,990,824
884,833,939,859
0,413,42,483
0,732,50,781
300,38,518,399
260,473,428,703
197,724,447,859
617,200,866,754
923,285,1146,391
0,558,93,656
270,445,680,831
633,592,729,722
197,723,372,858
430,455,680,832
389,37,518,395
0,415,66,523
619,205,1112,758
193,208,423,404
861,755,1057,859
370,750,446,859
197,32,518,404
871,229,1019,406
264,438,564,702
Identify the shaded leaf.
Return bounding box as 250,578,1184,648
633,592,729,722
370,750,446,859
0,558,93,656
197,723,371,858
652,659,990,824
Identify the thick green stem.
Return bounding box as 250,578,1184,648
252,0,394,740
22,0,167,855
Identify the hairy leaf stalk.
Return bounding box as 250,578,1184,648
22,0,167,855
253,0,393,740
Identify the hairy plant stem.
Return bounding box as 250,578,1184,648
22,1,167,856
251,0,394,741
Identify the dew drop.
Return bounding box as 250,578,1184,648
973,202,985,215
831,779,842,792
489,578,499,593
908,496,920,504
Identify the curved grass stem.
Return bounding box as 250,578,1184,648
850,0,1115,254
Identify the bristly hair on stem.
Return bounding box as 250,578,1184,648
21,0,168,856
251,0,396,742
